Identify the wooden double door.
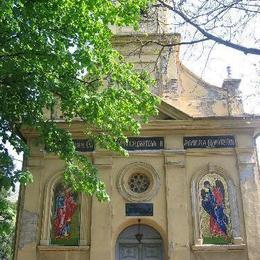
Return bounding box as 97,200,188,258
119,242,162,260
116,224,163,260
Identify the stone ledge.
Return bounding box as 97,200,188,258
192,244,246,252
37,245,90,251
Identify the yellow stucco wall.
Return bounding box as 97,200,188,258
15,118,260,260
112,33,243,118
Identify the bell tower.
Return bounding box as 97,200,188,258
111,2,173,35
111,2,180,99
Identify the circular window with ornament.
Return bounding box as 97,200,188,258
128,173,151,193
117,162,160,202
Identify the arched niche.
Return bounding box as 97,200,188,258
40,171,91,246
50,182,80,245
115,224,164,260
191,163,243,246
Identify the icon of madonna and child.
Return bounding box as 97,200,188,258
51,183,79,245
200,178,232,244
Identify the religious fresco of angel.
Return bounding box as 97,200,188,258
50,183,80,245
199,174,232,244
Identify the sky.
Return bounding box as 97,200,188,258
182,45,260,114
5,142,22,201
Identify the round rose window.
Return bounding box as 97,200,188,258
117,162,160,202
128,173,150,193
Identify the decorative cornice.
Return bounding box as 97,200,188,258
186,149,235,156
21,117,260,138
111,33,180,45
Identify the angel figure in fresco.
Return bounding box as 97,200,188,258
53,186,77,239
201,180,229,237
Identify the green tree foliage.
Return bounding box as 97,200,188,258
0,0,158,207
0,189,16,259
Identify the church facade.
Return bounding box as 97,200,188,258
14,6,260,260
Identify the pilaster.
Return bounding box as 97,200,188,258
90,153,113,260
16,154,44,260
236,147,260,260
164,150,190,260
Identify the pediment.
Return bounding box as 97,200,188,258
155,100,192,120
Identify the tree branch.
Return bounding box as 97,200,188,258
158,0,260,55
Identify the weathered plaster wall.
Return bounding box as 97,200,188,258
110,4,172,35
113,33,244,118
235,133,260,260
16,119,260,260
